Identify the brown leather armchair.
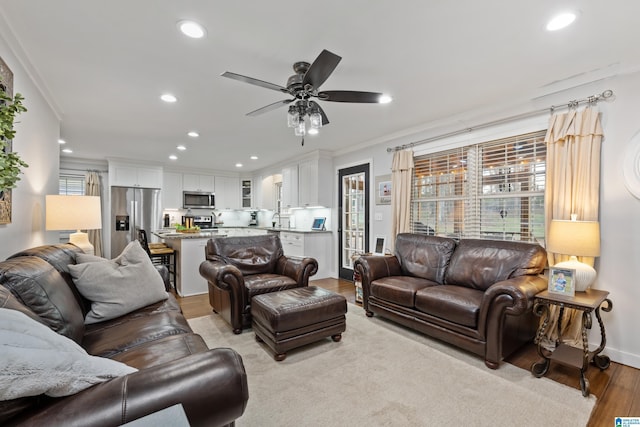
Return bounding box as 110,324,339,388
199,234,318,334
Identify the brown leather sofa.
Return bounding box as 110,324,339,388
353,233,547,369
0,243,248,427
199,234,318,334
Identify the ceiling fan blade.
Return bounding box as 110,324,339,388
302,50,342,90
221,71,289,94
317,90,384,103
246,99,293,117
309,101,330,126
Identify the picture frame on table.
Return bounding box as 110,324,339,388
548,267,576,297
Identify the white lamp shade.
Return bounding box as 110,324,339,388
46,195,102,231
546,220,600,257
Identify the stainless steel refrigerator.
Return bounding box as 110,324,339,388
110,186,162,258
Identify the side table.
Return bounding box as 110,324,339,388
531,289,613,396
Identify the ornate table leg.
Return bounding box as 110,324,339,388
531,301,551,377
592,298,613,370
579,310,591,397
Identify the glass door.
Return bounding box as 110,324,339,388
338,164,369,279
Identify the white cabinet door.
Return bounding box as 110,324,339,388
280,231,304,257
298,156,333,208
215,176,240,210
259,175,275,210
110,162,162,188
162,172,182,209
281,165,298,209
183,174,215,192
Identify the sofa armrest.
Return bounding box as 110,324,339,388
353,255,402,311
7,349,248,427
199,260,246,310
275,255,318,286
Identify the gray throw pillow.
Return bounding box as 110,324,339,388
68,241,168,324
0,308,137,399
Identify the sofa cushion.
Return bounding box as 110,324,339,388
371,276,438,308
415,285,483,328
395,234,457,283
0,256,85,344
82,310,192,358
244,273,298,299
0,308,136,400
206,235,283,276
445,239,547,291
68,242,168,324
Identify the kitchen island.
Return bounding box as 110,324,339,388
154,230,227,296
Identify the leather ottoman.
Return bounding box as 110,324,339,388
251,286,347,361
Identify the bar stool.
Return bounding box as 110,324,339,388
137,228,177,291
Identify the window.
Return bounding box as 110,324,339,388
411,130,546,242
59,174,85,195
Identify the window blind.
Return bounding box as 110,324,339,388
411,130,546,242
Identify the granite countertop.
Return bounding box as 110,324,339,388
153,230,227,239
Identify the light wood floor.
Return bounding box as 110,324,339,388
175,278,639,426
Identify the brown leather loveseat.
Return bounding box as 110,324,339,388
0,243,248,426
354,233,547,369
200,234,318,334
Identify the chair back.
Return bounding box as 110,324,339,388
205,234,284,276
136,228,152,256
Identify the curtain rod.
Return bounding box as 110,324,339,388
387,89,613,153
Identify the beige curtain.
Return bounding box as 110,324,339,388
391,150,414,247
85,171,104,257
542,106,603,348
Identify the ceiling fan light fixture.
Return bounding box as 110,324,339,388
378,94,393,104
287,106,299,128
294,120,306,137
308,128,319,135
309,111,323,129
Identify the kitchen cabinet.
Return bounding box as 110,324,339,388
281,165,298,209
280,231,333,279
164,237,209,296
162,172,182,209
298,156,333,207
215,176,240,210
242,179,252,208
109,161,162,188
258,175,276,210
183,173,215,192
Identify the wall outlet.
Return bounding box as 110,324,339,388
375,212,383,221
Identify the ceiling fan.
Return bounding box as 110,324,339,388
221,49,390,144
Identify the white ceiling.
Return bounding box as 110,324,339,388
1,1,639,173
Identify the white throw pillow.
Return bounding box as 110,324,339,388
68,241,168,324
0,308,137,399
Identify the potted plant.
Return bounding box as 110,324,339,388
0,79,28,191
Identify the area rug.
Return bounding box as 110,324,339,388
188,304,596,426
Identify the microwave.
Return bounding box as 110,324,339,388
183,191,215,209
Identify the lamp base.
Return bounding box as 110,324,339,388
554,256,596,292
69,231,95,255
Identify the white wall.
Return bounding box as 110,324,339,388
0,31,60,259
332,71,640,369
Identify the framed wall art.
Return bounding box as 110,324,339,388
375,174,391,205
0,56,14,225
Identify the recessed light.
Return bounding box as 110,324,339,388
62,148,73,153
308,128,319,135
187,131,199,138
58,139,66,144
546,12,577,31
378,94,393,104
177,20,206,39
235,163,243,168
177,145,186,151
161,93,177,103
169,154,178,160
250,155,258,160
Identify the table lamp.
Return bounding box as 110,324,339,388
546,218,600,292
46,195,102,255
